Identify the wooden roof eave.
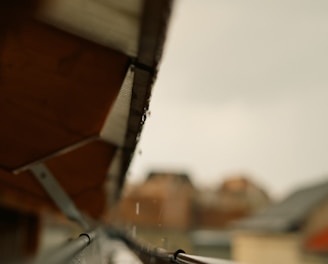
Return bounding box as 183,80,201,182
0,0,173,220
113,0,173,202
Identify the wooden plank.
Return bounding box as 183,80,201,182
0,18,129,170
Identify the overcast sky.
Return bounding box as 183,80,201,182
128,0,328,199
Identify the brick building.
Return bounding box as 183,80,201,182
195,175,271,228
113,172,195,229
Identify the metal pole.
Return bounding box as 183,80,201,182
31,163,90,230
33,231,95,264
173,251,238,264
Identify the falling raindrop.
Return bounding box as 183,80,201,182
157,206,163,227
136,202,140,215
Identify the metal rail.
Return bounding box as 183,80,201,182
173,250,237,264
106,228,239,264
33,231,95,264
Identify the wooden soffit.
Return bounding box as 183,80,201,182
0,0,173,218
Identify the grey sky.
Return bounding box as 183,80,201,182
128,0,328,199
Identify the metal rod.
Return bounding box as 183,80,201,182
31,163,90,230
33,231,95,264
106,228,239,264
174,252,238,264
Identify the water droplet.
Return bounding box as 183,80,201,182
136,202,140,215
140,113,147,125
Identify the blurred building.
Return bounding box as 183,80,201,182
194,175,271,228
110,171,196,251
111,172,271,255
113,171,196,229
114,173,271,229
233,179,328,264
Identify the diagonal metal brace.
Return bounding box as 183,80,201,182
31,163,89,230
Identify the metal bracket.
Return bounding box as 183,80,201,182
31,163,89,230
